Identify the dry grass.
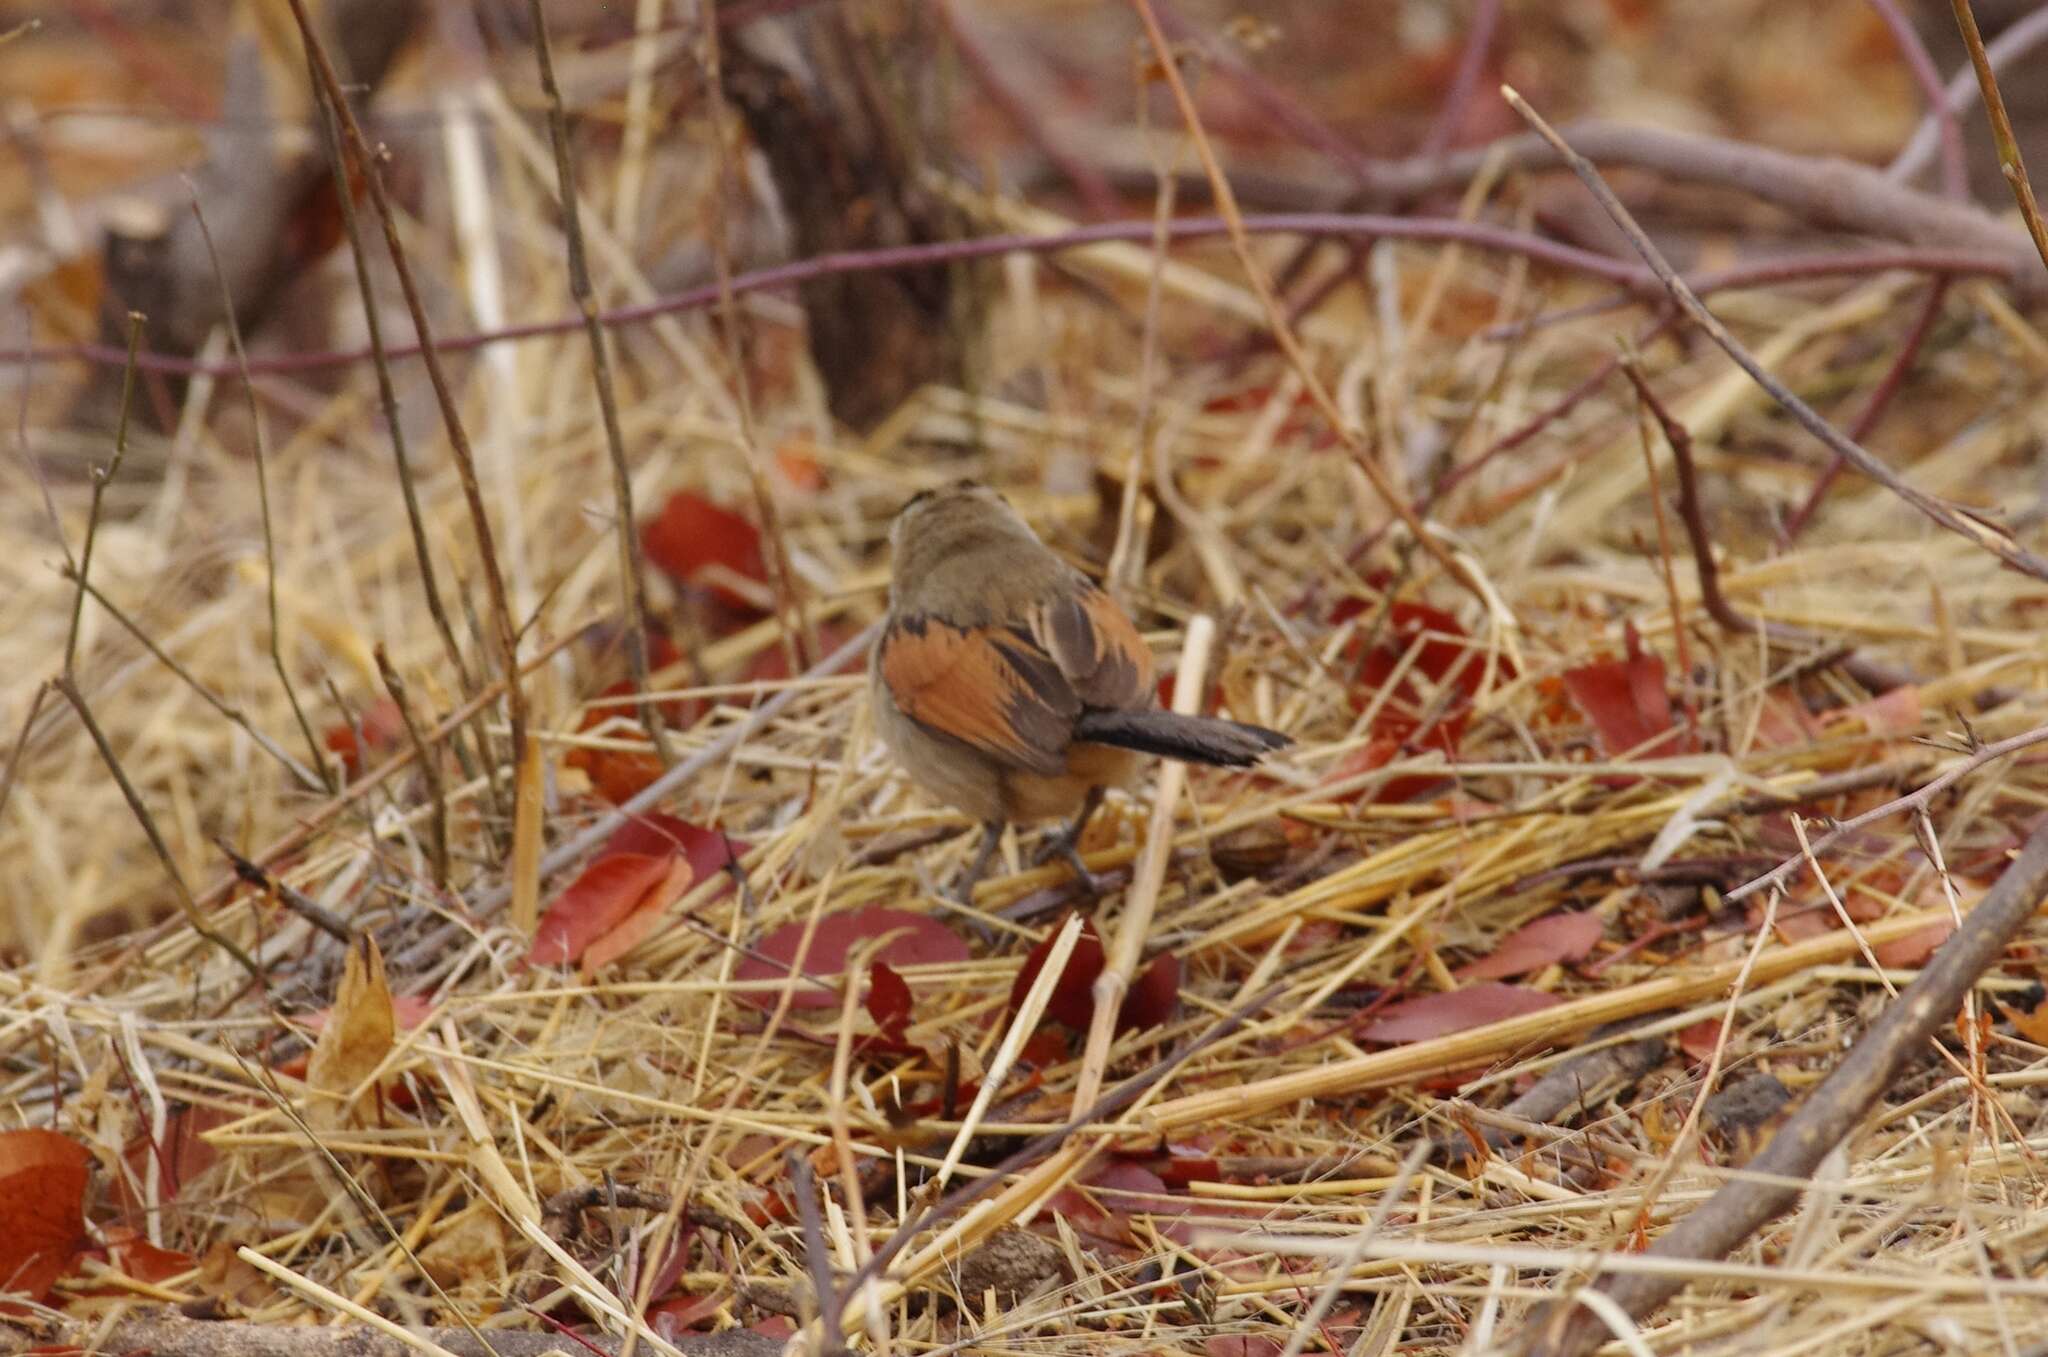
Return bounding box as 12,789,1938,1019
8,5,2048,1355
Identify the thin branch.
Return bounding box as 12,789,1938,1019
53,674,265,983
1889,3,2048,185
308,43,477,707
64,569,324,791
186,187,334,793
376,646,449,891
1726,719,2048,905
1782,277,1949,539
1126,0,1467,591
0,681,49,831
1504,87,2048,583
1513,816,2048,1357
1950,0,2048,273
525,0,674,767
62,311,143,676
1866,0,1967,200
216,841,353,943
284,0,527,803
23,228,2018,381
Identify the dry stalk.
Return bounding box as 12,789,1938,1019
524,0,673,768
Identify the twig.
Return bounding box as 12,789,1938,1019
24,229,2023,381
1127,0,1469,593
376,646,450,891
1951,0,2048,273
1782,278,1950,539
938,0,1118,220
187,188,335,793
307,40,477,709
285,0,527,810
1504,88,2048,583
698,8,812,675
63,569,324,791
53,674,264,984
1725,720,2048,905
0,681,49,831
1867,0,1968,200
1511,817,2048,1357
216,841,354,943
525,0,674,768
62,312,143,676
1890,4,2048,185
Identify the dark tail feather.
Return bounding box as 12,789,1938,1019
1074,708,1289,767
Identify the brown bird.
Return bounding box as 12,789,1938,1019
871,481,1288,903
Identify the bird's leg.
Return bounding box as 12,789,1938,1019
952,821,1006,906
1035,785,1112,895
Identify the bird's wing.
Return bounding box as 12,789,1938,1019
877,612,1080,774
1030,581,1155,711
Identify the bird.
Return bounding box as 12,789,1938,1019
870,480,1289,904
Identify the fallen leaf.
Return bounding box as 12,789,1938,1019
1872,919,1953,968
1358,983,1563,1043
0,1129,93,1307
99,1227,195,1286
1456,911,1604,981
305,935,395,1131
642,490,767,611
734,907,969,1011
1008,916,1106,1030
866,961,914,1042
529,852,690,968
1118,952,1182,1032
1562,637,1682,759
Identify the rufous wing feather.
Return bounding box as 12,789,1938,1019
879,614,1078,774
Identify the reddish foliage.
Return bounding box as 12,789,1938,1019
529,852,691,968
1007,918,1182,1035
1357,983,1563,1043
1561,628,1688,758
641,490,768,611
733,907,969,1012
865,960,914,1042
1328,583,1503,801
118,1105,229,1216
1873,920,1953,968
323,698,404,780
1009,916,1107,1030
648,1294,725,1338
0,1129,94,1308
1455,910,1605,981
97,1227,195,1286
601,814,744,900
1678,1018,1723,1065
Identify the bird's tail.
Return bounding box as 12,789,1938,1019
1074,708,1289,767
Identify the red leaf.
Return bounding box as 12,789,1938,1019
1873,920,1953,968
648,1294,725,1338
733,907,970,1011
1358,983,1563,1044
100,1227,194,1285
1455,911,1605,981
866,961,914,1041
566,746,665,806
0,1129,93,1307
1678,1018,1723,1064
1320,735,1454,805
1118,952,1181,1032
529,853,687,967
1561,643,1681,757
323,699,404,780
1008,916,1106,1030
601,815,744,900
641,491,767,611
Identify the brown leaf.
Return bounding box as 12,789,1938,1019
305,934,395,1131
0,1129,93,1308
